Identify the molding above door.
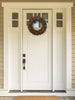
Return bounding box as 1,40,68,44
2,2,73,8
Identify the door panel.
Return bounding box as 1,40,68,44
8,9,21,90
22,10,52,90
53,9,66,90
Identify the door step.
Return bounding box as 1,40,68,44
54,90,66,93
9,90,52,93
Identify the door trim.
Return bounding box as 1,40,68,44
2,2,73,8
2,2,73,91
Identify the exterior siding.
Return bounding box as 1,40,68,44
0,7,3,88
0,0,75,89
72,7,75,88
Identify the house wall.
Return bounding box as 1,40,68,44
0,0,75,89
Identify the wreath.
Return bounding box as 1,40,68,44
28,16,47,35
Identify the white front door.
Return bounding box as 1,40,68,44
22,10,52,90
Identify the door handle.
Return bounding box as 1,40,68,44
23,59,26,64
23,59,26,70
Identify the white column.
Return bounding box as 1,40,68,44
66,7,72,90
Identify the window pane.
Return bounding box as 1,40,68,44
12,21,18,27
46,21,48,27
34,13,37,17
12,13,18,19
57,21,63,27
38,13,40,17
42,13,48,19
57,13,63,19
27,13,33,19
33,21,40,28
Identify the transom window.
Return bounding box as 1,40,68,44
26,13,48,28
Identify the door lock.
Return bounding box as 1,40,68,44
23,59,26,70
23,59,26,64
23,54,26,57
23,66,25,70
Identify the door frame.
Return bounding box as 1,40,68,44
2,2,73,92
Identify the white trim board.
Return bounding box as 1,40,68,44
66,7,72,89
2,2,73,8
